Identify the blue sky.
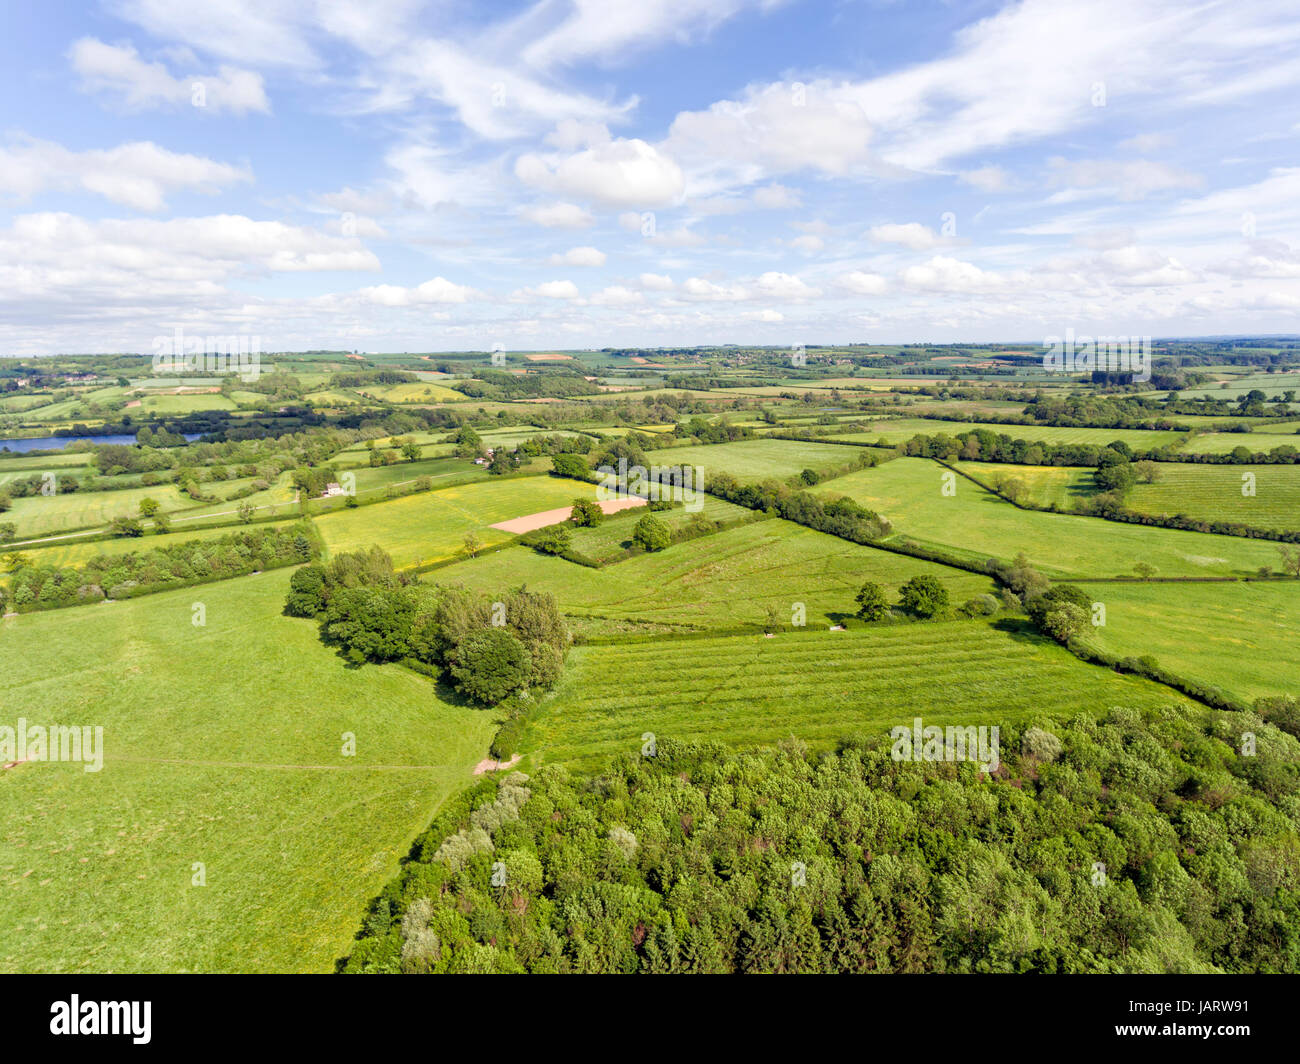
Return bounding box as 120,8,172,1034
2,0,1299,354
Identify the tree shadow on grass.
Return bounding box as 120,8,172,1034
990,616,1049,645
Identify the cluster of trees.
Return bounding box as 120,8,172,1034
856,576,997,621
708,470,892,544
903,428,1298,467
455,368,601,401
345,708,1300,973
284,547,569,706
1,524,315,612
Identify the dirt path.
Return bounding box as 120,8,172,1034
472,754,522,775
490,496,646,534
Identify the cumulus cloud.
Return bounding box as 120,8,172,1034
0,137,251,211
868,222,949,251
837,271,888,295
548,246,606,266
900,256,1006,293
521,202,596,228
358,277,481,305
516,137,685,208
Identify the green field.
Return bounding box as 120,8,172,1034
832,418,1187,449
0,569,497,972
5,483,192,539
813,458,1286,578
651,438,866,481
956,462,1095,508
1126,463,1300,532
522,620,1186,768
314,474,606,568
431,518,997,636
1075,580,1299,704
1175,431,1300,454
565,496,751,563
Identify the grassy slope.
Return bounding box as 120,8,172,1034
313,474,605,567
814,458,1286,578
649,437,867,480
0,569,496,973
1126,463,1300,532
524,620,1186,768
429,518,996,635
1074,579,1299,704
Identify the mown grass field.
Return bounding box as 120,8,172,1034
314,474,605,567
1126,463,1300,532
11,520,300,568
650,438,866,481
813,458,1286,578
566,496,753,563
956,462,1095,508
1074,580,1299,704
0,570,497,973
522,621,1186,768
1175,430,1300,454
431,518,997,636
5,483,192,539
831,418,1187,449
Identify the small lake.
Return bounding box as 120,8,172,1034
0,433,202,454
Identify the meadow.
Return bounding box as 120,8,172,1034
430,518,997,636
831,418,1187,449
521,620,1186,768
1074,579,1299,705
0,570,496,973
812,458,1286,578
649,437,868,481
1126,463,1300,532
313,474,606,568
956,462,1095,508
565,495,753,563
1175,430,1300,454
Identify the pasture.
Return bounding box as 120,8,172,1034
1126,463,1300,532
831,418,1187,449
313,474,606,568
1074,580,1299,704
522,621,1186,768
430,518,997,636
812,458,1286,578
649,437,867,481
0,570,497,972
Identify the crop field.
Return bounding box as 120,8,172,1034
431,518,997,636
1074,580,1299,705
830,418,1187,449
649,438,867,481
313,474,607,567
812,458,1286,578
522,621,1186,768
0,570,496,973
1125,464,1300,532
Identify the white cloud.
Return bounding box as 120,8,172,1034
752,183,801,209
359,277,481,305
530,279,582,299
1047,156,1204,201
868,222,948,251
958,165,1012,193
521,202,596,228
900,256,1006,293
0,137,251,211
516,137,685,208
790,234,824,254
548,245,606,266
837,271,888,295
589,285,642,305
639,272,674,290
70,37,269,114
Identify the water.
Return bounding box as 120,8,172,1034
0,433,202,454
